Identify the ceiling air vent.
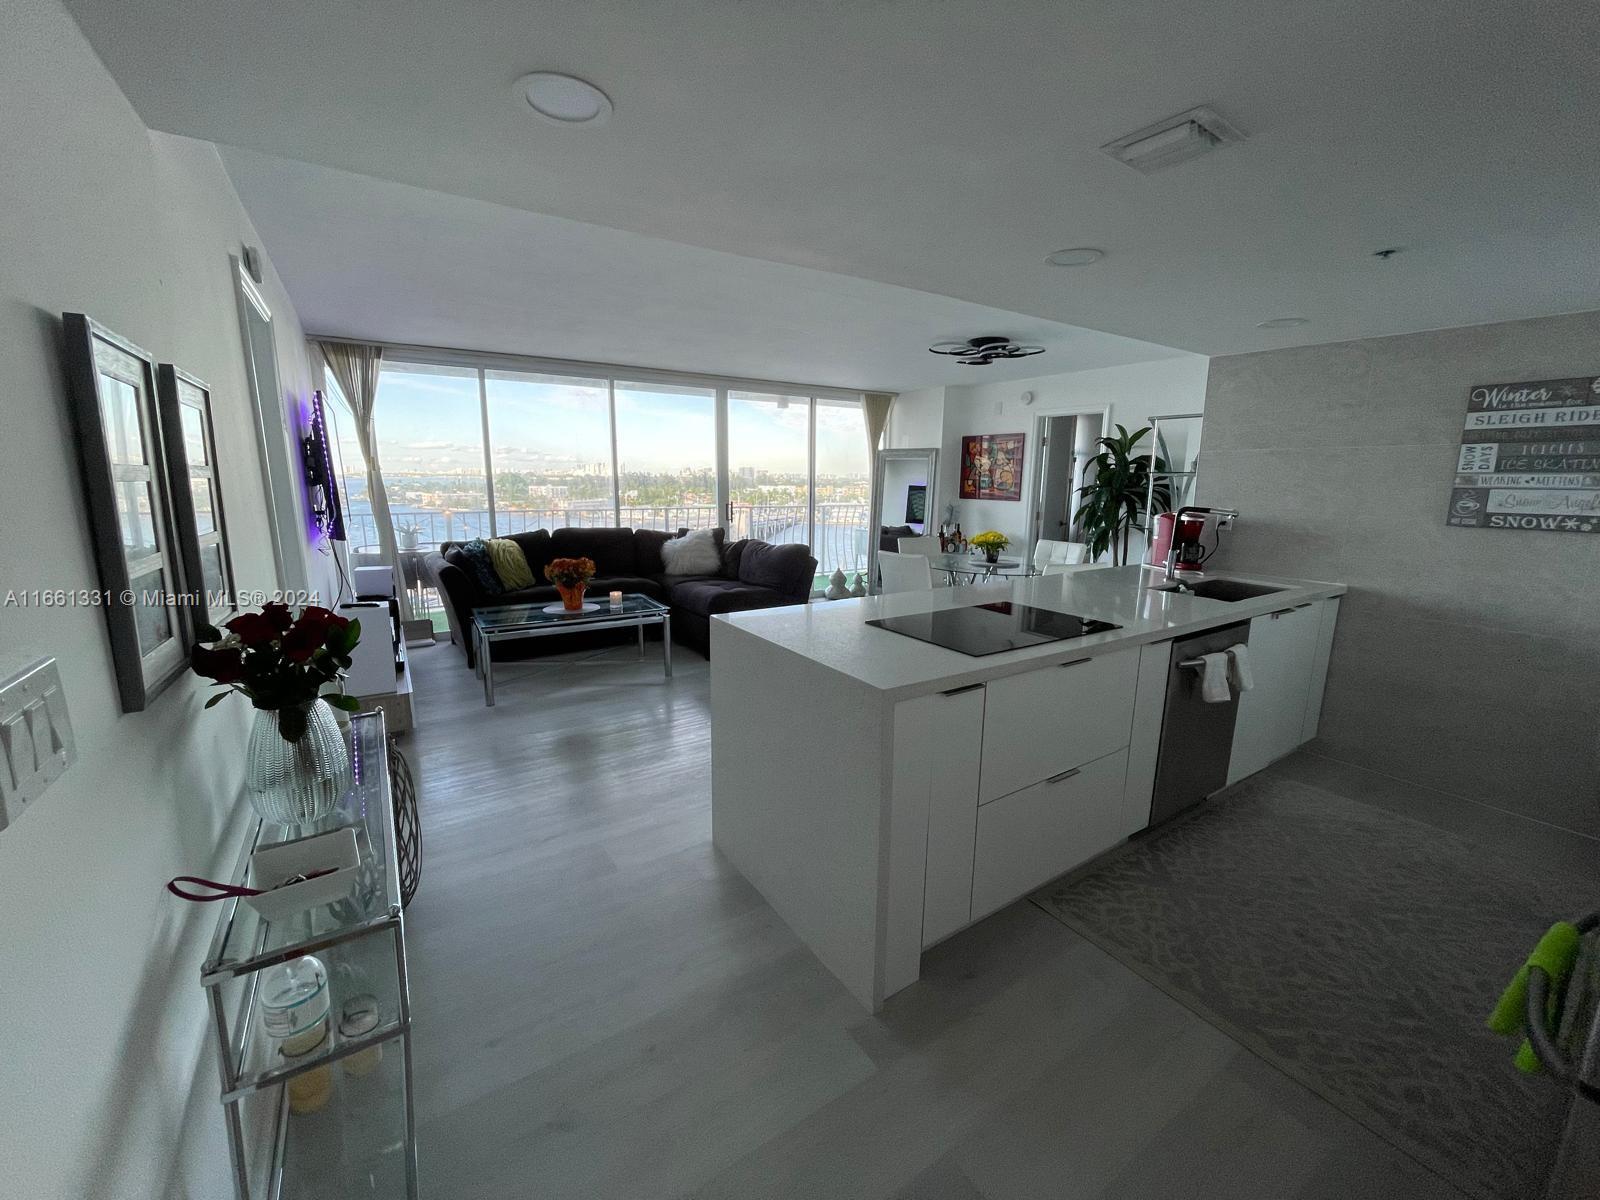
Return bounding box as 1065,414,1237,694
1101,106,1245,174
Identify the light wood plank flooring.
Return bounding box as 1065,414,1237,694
400,639,1475,1199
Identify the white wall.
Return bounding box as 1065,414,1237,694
883,386,946,450
1199,310,1600,837
0,3,319,1195
933,357,1210,554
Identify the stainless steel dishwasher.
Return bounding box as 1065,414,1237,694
1148,620,1251,828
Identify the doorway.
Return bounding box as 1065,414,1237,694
1029,412,1102,564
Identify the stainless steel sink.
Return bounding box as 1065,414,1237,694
1153,578,1287,602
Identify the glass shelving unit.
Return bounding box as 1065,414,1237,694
1144,412,1205,562
200,712,417,1200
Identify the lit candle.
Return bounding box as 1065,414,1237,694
609,590,623,609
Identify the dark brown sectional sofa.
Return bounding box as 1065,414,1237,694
423,526,816,666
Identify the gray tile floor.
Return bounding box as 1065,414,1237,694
398,637,1592,1198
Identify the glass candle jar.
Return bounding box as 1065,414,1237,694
338,993,384,1078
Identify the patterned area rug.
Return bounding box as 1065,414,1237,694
1031,774,1587,1200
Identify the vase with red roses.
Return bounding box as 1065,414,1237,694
192,603,363,825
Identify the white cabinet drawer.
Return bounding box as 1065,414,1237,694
971,748,1129,920
978,648,1137,804
921,685,986,948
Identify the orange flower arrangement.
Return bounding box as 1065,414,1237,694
544,557,597,587
545,556,598,611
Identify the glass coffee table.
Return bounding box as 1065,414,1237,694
471,594,671,706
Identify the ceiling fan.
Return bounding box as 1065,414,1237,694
927,335,1046,366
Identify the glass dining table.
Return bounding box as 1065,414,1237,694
928,553,1032,584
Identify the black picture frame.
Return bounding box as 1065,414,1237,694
157,364,238,635
61,314,190,711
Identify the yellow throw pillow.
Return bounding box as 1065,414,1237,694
486,538,534,589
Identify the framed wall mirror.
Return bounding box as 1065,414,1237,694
62,314,189,711
867,447,938,593
157,365,237,632
233,256,308,593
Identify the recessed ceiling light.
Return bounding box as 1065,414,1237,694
1044,247,1105,268
515,72,613,126
1256,316,1309,329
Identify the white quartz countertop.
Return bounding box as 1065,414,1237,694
714,566,1347,700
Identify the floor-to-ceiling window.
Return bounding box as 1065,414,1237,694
728,390,811,551
485,369,615,532
345,349,868,587
813,398,872,574
614,381,718,531
372,361,488,547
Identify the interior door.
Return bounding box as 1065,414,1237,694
1033,416,1077,551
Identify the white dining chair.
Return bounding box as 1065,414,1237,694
878,550,935,594
1033,538,1090,567
896,535,941,557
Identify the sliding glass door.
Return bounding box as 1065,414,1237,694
371,361,488,547
813,399,871,575
485,369,615,532
614,382,717,531
728,391,811,550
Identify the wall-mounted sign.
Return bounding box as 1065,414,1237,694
959,433,1025,501
1447,376,1600,534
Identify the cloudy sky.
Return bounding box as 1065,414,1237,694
357,363,868,479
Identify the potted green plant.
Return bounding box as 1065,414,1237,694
1074,424,1173,566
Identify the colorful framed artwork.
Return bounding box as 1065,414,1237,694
959,433,1026,501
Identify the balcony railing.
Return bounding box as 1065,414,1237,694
349,503,871,576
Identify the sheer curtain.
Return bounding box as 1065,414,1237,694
862,392,894,454
318,341,413,623
861,392,895,535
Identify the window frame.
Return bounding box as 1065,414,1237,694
359,343,869,572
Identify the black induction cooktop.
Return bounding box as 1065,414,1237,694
865,602,1121,657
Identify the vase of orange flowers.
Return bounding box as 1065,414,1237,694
545,556,597,611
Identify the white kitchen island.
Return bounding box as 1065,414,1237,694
710,566,1346,1011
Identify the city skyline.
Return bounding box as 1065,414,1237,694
368,365,870,476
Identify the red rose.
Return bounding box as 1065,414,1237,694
262,601,294,633
191,643,246,683
281,621,325,663
225,611,277,645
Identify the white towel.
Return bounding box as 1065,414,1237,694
1226,643,1254,693
1198,652,1232,703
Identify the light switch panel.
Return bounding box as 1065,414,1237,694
0,658,75,831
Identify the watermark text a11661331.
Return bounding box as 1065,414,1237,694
4,587,317,609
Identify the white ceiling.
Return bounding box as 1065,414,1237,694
215,146,1189,392
67,0,1600,365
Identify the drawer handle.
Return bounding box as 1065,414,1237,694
1270,602,1316,619
941,683,985,697
1046,767,1081,784
1058,657,1091,669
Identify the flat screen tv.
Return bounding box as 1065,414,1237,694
301,389,346,541
904,484,927,526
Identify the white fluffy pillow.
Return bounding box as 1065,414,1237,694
660,528,722,575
